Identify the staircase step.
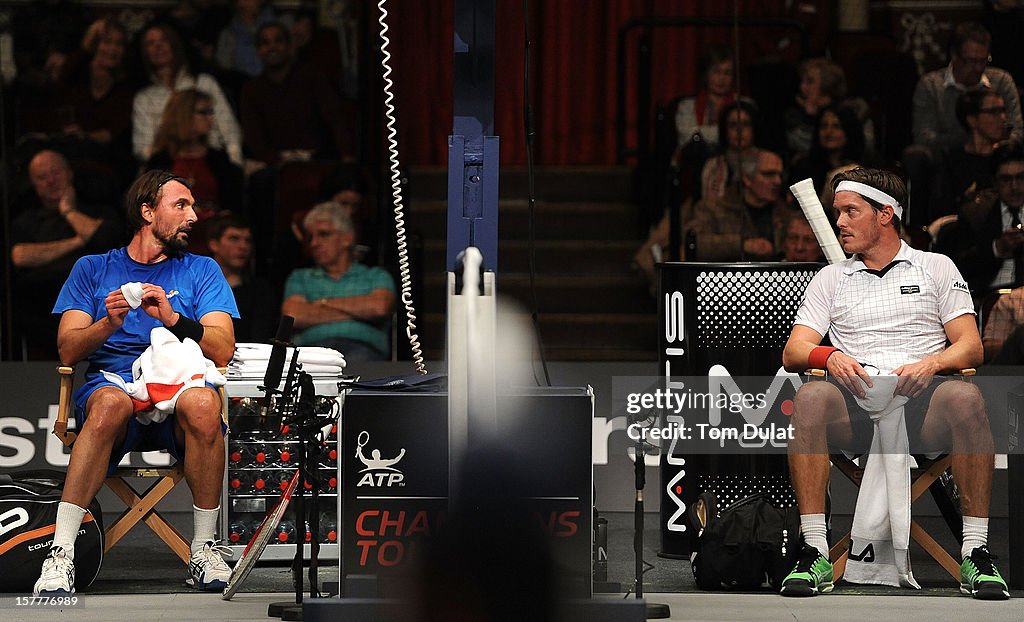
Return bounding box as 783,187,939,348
407,166,635,203
408,200,641,240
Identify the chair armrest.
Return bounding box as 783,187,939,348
54,366,77,447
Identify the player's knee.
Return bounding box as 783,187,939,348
83,389,132,433
791,382,838,427
176,389,221,435
936,381,986,426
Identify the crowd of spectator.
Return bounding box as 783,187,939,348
637,17,1024,364
4,2,390,361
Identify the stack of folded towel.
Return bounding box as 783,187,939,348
228,343,346,378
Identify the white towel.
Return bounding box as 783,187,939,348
101,327,226,424
231,343,346,367
844,368,919,588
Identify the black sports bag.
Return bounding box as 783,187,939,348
0,470,104,592
689,491,800,590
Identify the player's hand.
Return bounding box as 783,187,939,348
104,289,131,329
892,358,939,398
825,351,872,399
139,283,178,325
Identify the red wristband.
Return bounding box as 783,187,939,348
808,346,839,370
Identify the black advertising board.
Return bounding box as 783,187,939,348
341,388,593,596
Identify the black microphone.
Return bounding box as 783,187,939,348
263,315,294,396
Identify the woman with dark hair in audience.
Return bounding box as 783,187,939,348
133,22,242,166
790,104,866,194
146,88,243,252
55,19,135,153
699,98,760,200
783,58,874,161
672,45,736,164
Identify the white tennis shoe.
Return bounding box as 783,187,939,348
34,546,75,595
187,541,232,591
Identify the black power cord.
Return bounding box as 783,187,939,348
523,0,551,386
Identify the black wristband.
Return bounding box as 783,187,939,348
167,314,205,342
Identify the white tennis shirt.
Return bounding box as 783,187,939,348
794,241,976,372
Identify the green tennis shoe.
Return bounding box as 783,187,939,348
960,546,1010,600
780,544,834,597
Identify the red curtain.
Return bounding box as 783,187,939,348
383,1,829,166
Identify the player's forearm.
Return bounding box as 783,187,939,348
11,237,84,267
57,317,119,366
782,340,819,373
195,324,235,367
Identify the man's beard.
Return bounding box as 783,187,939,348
157,228,189,256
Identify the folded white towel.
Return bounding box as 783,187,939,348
231,343,346,368
844,368,919,589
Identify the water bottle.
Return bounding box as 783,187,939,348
275,519,296,544
276,443,296,465
252,443,272,466
228,519,252,544
319,512,337,543
228,444,251,466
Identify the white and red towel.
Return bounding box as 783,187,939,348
102,327,226,424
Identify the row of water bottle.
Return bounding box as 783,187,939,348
228,468,338,495
228,511,339,545
228,440,338,469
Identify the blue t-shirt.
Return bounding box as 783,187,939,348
53,247,239,378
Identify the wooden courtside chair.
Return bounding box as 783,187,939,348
805,368,974,583
53,365,228,563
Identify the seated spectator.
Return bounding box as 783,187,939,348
158,0,231,73
790,105,867,195
288,7,345,91
699,98,760,201
942,87,1009,215
215,0,277,78
954,141,1024,294
53,19,135,159
780,214,825,262
686,148,797,262
282,202,395,362
206,212,278,343
9,149,124,359
981,287,1024,362
146,88,244,252
904,22,1022,225
240,21,353,167
783,58,874,161
672,45,736,168
133,22,242,165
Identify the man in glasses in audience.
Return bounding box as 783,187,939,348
281,201,395,362
904,22,1023,225
954,141,1024,296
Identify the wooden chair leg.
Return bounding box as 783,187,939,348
829,534,851,581
910,520,961,581
103,471,190,563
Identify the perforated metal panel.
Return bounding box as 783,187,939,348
696,269,817,348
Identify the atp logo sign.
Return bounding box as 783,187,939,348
355,431,407,487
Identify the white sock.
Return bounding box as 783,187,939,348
800,513,828,558
52,502,87,561
191,505,220,554
961,516,989,560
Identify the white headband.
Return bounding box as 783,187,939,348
834,180,903,220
